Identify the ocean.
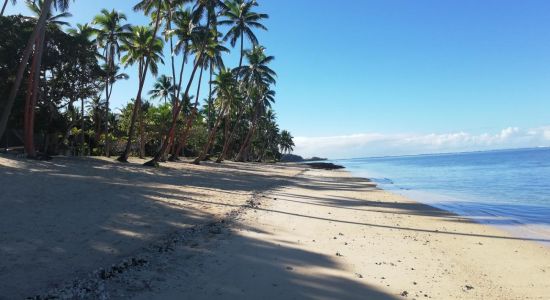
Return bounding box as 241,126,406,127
333,147,550,244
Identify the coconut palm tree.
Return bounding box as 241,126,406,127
234,46,276,161
22,0,72,157
204,27,225,133
28,0,72,27
117,25,164,162
68,22,98,156
151,0,191,94
149,75,175,104
144,25,210,166
192,0,226,27
169,27,228,160
193,67,236,164
117,0,166,162
215,78,247,163
0,0,73,142
0,0,16,17
172,7,195,96
67,23,96,42
92,9,131,156
219,0,268,68
279,129,294,154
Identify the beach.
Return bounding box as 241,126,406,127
1,155,549,299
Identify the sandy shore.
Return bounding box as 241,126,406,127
1,156,549,299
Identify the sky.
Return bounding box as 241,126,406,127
6,0,550,158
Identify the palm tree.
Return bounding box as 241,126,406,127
215,88,246,163
23,0,72,157
0,0,72,142
193,68,236,164
138,100,152,158
219,0,268,68
234,46,276,161
118,25,164,162
67,23,96,41
204,27,225,133
87,96,105,143
1,0,15,17
68,22,98,156
152,0,191,95
256,108,278,161
92,9,131,156
118,0,166,162
144,26,210,166
172,7,195,96
192,0,226,27
149,75,175,104
279,129,294,154
28,0,72,27
170,27,228,160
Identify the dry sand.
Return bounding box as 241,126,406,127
1,155,549,299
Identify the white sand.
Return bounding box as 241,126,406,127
1,156,549,299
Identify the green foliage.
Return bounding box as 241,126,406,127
1,0,293,162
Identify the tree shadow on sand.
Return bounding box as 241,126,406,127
0,156,297,299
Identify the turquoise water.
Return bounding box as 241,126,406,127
334,148,550,243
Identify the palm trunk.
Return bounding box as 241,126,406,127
239,31,244,69
118,59,144,162
23,27,45,158
139,104,145,159
216,106,245,163
235,101,260,162
118,1,163,162
166,51,187,159
0,0,53,140
170,64,204,159
81,97,85,156
193,104,228,164
145,54,203,166
208,64,213,133
104,48,113,157
23,51,37,157
0,0,9,17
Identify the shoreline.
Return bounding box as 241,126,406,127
339,166,550,247
1,155,549,299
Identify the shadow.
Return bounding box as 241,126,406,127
131,221,398,300
146,189,550,244
0,155,297,299
2,154,547,299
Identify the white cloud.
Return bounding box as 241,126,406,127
294,126,550,159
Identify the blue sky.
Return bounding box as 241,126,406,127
6,0,550,158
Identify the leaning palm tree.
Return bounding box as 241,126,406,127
117,25,164,162
92,9,131,156
144,26,210,166
215,85,245,163
1,0,15,17
22,0,72,158
233,46,276,161
170,27,228,161
193,68,236,164
219,0,268,68
149,75,175,104
0,0,72,141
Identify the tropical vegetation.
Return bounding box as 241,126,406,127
0,0,294,164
